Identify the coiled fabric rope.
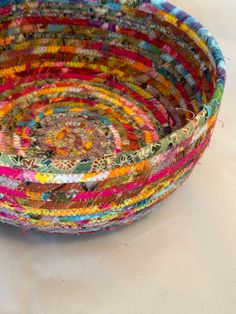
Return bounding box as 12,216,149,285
0,0,226,234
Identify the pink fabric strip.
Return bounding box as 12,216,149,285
0,186,26,198
72,135,209,200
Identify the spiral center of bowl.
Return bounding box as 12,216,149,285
15,107,119,159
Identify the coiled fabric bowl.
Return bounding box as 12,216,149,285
0,0,226,234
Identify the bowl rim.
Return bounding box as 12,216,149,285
0,0,226,174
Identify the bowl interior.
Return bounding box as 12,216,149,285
0,1,217,161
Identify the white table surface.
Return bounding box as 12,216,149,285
0,1,235,313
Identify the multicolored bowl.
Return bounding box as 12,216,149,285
0,0,226,234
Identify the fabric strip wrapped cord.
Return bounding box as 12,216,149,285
0,0,226,234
